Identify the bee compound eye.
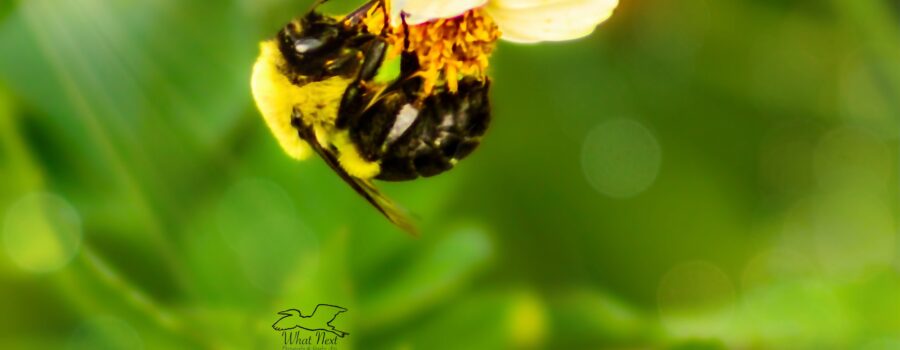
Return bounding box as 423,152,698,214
294,38,323,53
295,25,340,54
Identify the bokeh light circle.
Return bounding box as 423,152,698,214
813,127,891,192
581,118,662,198
3,192,83,273
811,192,895,280
507,291,547,349
740,248,816,292
757,121,820,195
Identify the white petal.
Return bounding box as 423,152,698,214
391,0,488,24
487,0,618,43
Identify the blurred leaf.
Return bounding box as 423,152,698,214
0,1,13,23
668,339,728,350
384,292,540,350
549,288,651,347
361,228,492,330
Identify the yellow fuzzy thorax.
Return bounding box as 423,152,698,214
250,40,381,179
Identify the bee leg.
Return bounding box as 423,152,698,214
336,37,388,128
396,12,423,92
397,11,415,76
377,1,390,35
400,11,411,52
357,38,388,82
324,48,358,76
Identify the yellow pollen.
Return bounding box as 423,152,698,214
364,8,500,95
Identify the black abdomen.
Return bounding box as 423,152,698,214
345,77,491,181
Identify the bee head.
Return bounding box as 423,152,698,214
276,11,350,74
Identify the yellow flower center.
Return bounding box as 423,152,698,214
363,7,500,94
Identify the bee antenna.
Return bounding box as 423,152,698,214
342,0,378,26
379,0,390,35
400,11,410,51
309,0,330,11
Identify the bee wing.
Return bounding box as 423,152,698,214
335,169,419,236
321,148,419,236
299,125,419,236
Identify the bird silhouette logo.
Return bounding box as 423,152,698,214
272,304,349,338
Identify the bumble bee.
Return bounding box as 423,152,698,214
251,0,491,234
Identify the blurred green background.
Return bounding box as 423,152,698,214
1,0,899,348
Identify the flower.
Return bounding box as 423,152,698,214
362,0,618,94
393,0,619,43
